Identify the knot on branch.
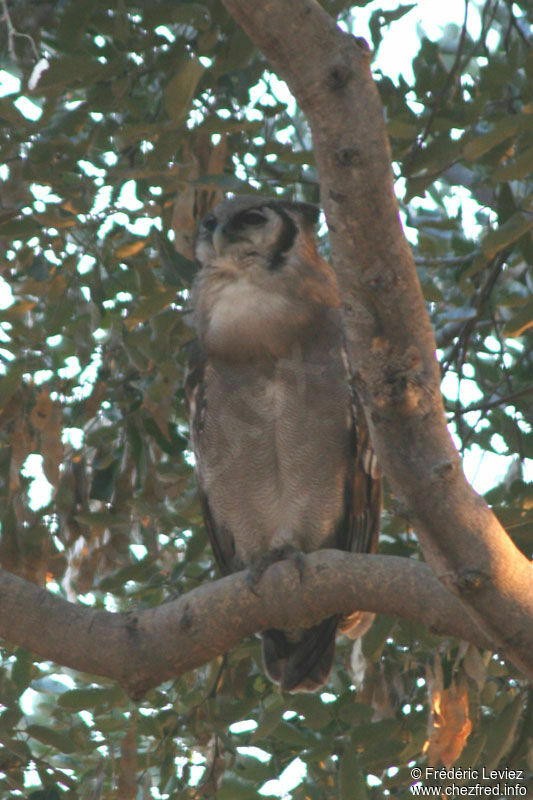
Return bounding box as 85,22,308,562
453,568,489,594
368,342,431,416
328,189,346,208
334,146,361,168
326,62,354,90
351,35,371,56
180,602,194,631
125,611,140,639
430,459,458,482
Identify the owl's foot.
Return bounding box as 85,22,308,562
246,545,305,596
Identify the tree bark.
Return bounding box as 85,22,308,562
220,0,533,679
0,555,494,697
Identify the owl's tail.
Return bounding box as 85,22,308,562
261,615,340,693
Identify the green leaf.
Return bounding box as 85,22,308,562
57,0,94,42
0,98,30,128
26,724,76,753
462,119,519,160
483,695,523,767
0,706,22,730
0,215,42,238
216,774,264,799
164,55,205,123
481,209,533,259
143,2,211,31
250,695,285,742
502,297,533,337
491,144,533,182
158,233,196,286
124,288,178,329
340,745,368,800
74,510,131,528
369,4,416,49
0,363,25,410
28,786,62,800
420,277,445,302
11,649,33,694
387,119,418,139
362,615,396,661
58,685,123,711
98,559,159,591
90,460,118,501
456,731,487,769
233,753,274,783
291,694,333,729
272,720,313,747
143,417,187,455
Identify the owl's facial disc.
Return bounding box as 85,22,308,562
214,207,272,258
198,204,294,268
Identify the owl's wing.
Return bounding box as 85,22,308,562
333,345,382,556
335,360,382,637
185,338,236,575
349,403,382,556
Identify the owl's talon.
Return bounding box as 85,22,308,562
246,569,263,596
246,545,306,594
291,551,306,583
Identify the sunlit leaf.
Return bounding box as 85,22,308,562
115,238,148,259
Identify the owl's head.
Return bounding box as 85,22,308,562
195,195,320,271
192,195,340,359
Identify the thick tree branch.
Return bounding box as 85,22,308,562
0,555,495,697
220,0,533,679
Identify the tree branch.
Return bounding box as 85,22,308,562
445,386,533,416
0,555,495,698
220,0,533,679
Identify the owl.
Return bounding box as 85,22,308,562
186,195,381,692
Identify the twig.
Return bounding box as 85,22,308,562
445,386,533,416
441,251,508,375
504,0,530,49
1,0,39,60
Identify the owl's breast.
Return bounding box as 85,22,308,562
196,345,353,564
192,256,336,360
206,277,296,357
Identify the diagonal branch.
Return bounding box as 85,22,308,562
220,0,533,679
0,555,494,698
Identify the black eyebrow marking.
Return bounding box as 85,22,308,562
268,206,298,271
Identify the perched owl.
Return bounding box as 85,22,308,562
186,195,381,692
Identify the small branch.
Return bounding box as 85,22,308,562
440,251,507,376
1,0,39,60
504,0,531,48
0,555,499,697
446,386,533,416
435,319,491,350
414,254,477,268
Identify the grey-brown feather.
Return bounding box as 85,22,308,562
186,195,381,692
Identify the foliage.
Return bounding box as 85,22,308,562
0,0,532,797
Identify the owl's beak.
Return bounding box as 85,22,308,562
212,226,225,257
